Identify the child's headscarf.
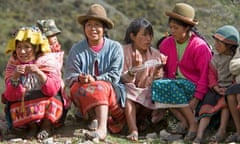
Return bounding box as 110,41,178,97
5,26,51,55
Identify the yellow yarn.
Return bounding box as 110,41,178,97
5,26,51,54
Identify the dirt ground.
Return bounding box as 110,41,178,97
0,111,238,144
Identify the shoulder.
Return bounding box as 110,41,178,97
105,38,121,46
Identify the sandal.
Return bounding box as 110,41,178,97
126,131,138,141
37,130,50,140
170,123,187,135
88,119,98,131
193,137,202,144
184,131,197,141
225,133,240,143
209,134,225,142
84,131,106,141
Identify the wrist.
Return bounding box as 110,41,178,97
128,70,136,77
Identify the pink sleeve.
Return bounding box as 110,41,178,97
3,81,25,101
41,72,61,97
208,62,218,88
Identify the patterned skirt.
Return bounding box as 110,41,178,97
151,78,195,108
7,90,63,128
197,89,226,119
70,80,118,116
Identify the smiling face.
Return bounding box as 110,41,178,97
15,41,36,63
84,19,104,46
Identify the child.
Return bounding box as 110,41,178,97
37,19,71,128
193,25,239,144
225,26,240,143
36,19,61,52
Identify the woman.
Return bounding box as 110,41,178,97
2,26,65,140
64,4,126,141
151,3,212,141
121,18,167,141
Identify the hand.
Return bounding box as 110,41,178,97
25,64,40,74
189,97,199,112
78,74,95,84
213,86,226,96
12,65,26,80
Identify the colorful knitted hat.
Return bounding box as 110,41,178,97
5,26,50,54
213,25,239,46
36,19,61,37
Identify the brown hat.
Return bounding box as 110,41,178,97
77,4,114,29
165,3,198,26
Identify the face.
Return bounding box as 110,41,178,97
214,38,231,55
84,19,104,45
47,35,58,46
169,21,189,43
15,41,36,63
131,28,152,51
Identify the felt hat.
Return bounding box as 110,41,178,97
77,3,114,29
213,25,239,46
166,3,198,26
5,26,50,54
36,19,61,37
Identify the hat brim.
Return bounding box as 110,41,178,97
213,34,238,46
78,15,114,29
166,11,198,26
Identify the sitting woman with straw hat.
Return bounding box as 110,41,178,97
151,3,212,141
64,4,126,141
1,26,65,140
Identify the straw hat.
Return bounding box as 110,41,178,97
165,3,198,26
77,4,114,29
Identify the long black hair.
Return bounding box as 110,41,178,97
124,17,153,44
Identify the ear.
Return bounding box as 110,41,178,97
130,33,135,41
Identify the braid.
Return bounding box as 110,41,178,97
191,27,212,51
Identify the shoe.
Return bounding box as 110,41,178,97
159,129,182,141
209,134,225,142
184,131,196,141
225,133,240,143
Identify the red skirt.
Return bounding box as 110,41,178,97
10,91,63,127
70,80,118,116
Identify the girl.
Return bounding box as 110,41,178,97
194,25,239,144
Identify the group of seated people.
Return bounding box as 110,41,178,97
1,2,240,144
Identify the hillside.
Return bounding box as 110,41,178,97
0,0,239,93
